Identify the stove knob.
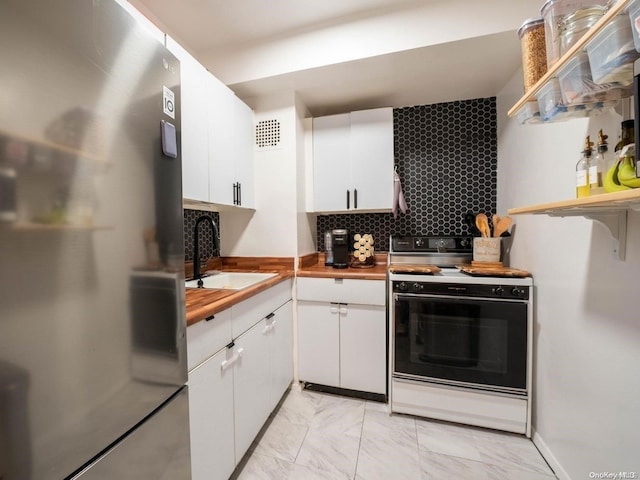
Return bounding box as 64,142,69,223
414,238,425,248
492,286,504,296
511,287,524,297
397,282,408,292
413,282,424,292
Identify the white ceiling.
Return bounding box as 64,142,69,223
132,0,432,52
130,0,536,115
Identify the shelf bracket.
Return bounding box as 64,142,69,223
586,211,627,261
547,210,627,260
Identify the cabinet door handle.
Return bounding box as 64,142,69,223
339,304,348,315
262,319,277,334
238,183,242,206
233,183,238,205
330,303,339,314
220,347,244,371
354,189,358,209
266,312,275,320
346,190,350,209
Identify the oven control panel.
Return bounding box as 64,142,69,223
391,236,473,253
393,281,530,300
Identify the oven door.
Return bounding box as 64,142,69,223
393,293,528,394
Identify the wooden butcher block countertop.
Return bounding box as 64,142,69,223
296,252,388,280
185,257,294,326
186,254,389,326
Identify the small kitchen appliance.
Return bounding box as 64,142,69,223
332,229,349,268
388,235,533,437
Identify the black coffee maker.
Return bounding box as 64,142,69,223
331,229,349,268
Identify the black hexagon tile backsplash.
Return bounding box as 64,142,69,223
183,98,497,258
317,97,497,252
183,210,220,262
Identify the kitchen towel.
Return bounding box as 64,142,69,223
393,167,408,219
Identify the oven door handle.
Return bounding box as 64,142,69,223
393,292,527,303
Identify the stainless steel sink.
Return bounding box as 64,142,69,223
185,272,277,290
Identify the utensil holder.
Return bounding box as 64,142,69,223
473,237,501,263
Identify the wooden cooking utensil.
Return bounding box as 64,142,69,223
492,214,501,234
475,213,490,238
493,215,513,238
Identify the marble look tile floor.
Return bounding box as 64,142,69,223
230,387,557,480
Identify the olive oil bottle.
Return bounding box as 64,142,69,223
589,129,608,196
576,136,593,198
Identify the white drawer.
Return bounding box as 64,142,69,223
296,277,385,306
232,279,293,338
187,308,232,372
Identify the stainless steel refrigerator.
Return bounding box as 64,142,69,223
0,0,191,478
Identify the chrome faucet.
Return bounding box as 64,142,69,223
193,215,220,287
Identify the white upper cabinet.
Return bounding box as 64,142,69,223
233,99,255,209
167,36,255,209
312,113,352,212
312,107,394,213
166,36,210,203
207,76,255,209
207,75,237,206
350,108,394,210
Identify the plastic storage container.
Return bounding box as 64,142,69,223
516,102,543,124
536,78,595,121
628,0,640,52
537,78,569,121
557,51,631,104
586,13,639,85
518,17,547,92
541,0,609,69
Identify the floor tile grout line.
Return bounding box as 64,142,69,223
352,406,368,480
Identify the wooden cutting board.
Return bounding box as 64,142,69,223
388,264,441,274
456,264,531,277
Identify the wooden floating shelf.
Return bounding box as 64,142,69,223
508,189,640,261
508,189,640,215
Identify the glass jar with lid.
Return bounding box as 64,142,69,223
541,0,609,69
558,5,607,56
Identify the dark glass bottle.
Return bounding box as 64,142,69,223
614,119,634,153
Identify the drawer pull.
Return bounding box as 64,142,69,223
205,315,215,322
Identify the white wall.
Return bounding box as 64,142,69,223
220,92,316,258
497,72,640,479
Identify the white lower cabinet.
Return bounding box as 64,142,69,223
187,348,235,480
233,319,272,460
234,299,293,460
297,278,386,395
339,303,386,394
297,301,340,387
269,301,294,411
187,281,293,479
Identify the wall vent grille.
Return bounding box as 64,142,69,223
255,119,281,149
